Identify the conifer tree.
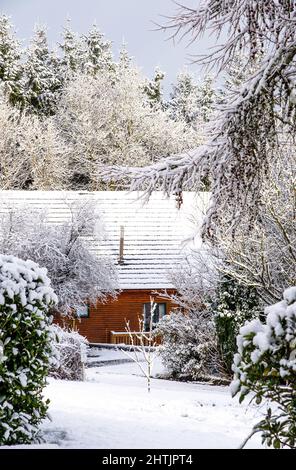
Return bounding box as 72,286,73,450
24,26,63,115
118,42,132,70
196,75,216,123
0,15,24,106
169,70,216,127
144,67,165,108
82,25,114,75
169,69,198,125
60,21,84,76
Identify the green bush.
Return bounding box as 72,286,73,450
231,287,296,449
214,275,260,372
0,254,57,445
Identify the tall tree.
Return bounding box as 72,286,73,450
56,64,199,189
118,42,132,70
24,26,63,114
168,70,217,126
168,69,199,124
60,21,85,76
0,15,24,106
82,24,114,75
144,67,165,108
196,75,216,123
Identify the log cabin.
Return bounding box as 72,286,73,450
0,190,209,344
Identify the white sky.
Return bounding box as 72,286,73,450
0,0,215,93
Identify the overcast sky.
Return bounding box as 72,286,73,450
0,0,213,92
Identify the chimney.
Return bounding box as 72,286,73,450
118,225,125,265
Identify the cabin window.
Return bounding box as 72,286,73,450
143,303,166,331
76,305,89,318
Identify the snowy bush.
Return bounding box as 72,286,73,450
157,311,224,383
231,287,296,449
49,324,88,381
156,260,227,383
0,200,118,315
0,255,57,446
214,275,260,373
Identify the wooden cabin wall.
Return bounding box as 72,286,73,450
55,289,177,344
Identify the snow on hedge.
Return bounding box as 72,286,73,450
49,324,88,381
0,254,57,445
231,287,296,449
232,287,296,389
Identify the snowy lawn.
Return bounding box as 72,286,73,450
5,349,266,449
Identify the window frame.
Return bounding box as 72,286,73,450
76,305,90,319
143,302,167,331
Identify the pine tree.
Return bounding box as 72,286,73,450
0,15,24,106
144,67,165,108
224,56,248,95
118,42,132,70
196,75,216,123
112,42,133,88
82,25,114,75
60,21,85,76
24,26,63,115
169,70,216,126
168,70,199,125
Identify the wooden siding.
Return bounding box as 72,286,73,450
56,290,177,344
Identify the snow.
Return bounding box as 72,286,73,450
232,287,296,389
3,349,264,449
87,347,159,365
252,332,270,353
19,372,27,388
0,254,58,308
283,286,296,305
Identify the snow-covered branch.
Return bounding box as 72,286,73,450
160,1,296,69
101,147,210,196
102,32,296,238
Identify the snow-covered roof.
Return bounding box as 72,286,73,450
0,191,209,290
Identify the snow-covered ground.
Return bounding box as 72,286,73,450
4,349,265,449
